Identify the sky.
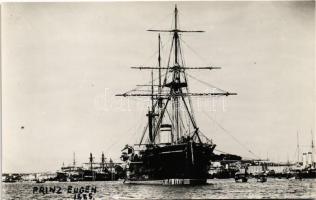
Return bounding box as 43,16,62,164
2,1,315,173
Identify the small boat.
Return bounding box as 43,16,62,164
256,173,267,182
3,179,17,183
235,171,248,182
35,179,46,183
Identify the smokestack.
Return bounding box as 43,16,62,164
307,152,312,166
302,153,307,167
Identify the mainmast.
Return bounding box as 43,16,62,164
116,5,237,145
174,5,179,64
173,5,180,142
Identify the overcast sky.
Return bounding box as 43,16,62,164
2,1,315,173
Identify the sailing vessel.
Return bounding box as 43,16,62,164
117,5,237,185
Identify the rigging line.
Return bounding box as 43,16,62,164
177,10,201,33
165,109,176,133
182,100,191,135
178,106,189,135
185,75,197,127
152,98,170,141
141,100,160,144
201,110,260,159
104,112,143,152
199,130,211,141
129,108,148,142
178,41,199,132
163,36,175,86
242,156,261,161
213,148,230,154
178,39,197,126
214,147,258,161
139,123,149,145
148,12,174,31
198,130,214,144
185,80,197,123
179,37,211,66
124,71,168,94
139,36,172,69
186,73,227,93
139,101,160,145
179,36,187,70
198,131,210,142
106,106,148,152
180,95,197,130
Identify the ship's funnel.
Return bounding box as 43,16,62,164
302,153,307,167
307,152,312,165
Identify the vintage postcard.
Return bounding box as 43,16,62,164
1,1,315,199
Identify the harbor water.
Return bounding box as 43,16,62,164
2,178,316,199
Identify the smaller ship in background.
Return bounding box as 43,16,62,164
56,153,124,182
56,152,83,182
289,130,316,179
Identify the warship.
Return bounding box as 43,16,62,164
117,5,237,185
288,130,316,179
56,153,123,182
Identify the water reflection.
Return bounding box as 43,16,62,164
2,179,316,199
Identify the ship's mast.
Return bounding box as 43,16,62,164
174,5,179,65
101,152,106,171
297,131,300,163
73,152,76,167
147,70,158,143
116,5,237,145
158,34,163,108
173,5,180,142
89,153,95,181
311,129,315,167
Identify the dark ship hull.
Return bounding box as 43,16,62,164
81,170,115,181
126,141,216,184
56,168,118,182
300,169,316,178
288,168,316,179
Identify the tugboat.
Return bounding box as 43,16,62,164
117,5,237,185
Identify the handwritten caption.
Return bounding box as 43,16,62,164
33,185,97,199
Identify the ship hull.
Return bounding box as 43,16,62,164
126,141,215,185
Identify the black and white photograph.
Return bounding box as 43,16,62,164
1,1,315,199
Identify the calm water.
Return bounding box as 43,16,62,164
2,178,316,199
